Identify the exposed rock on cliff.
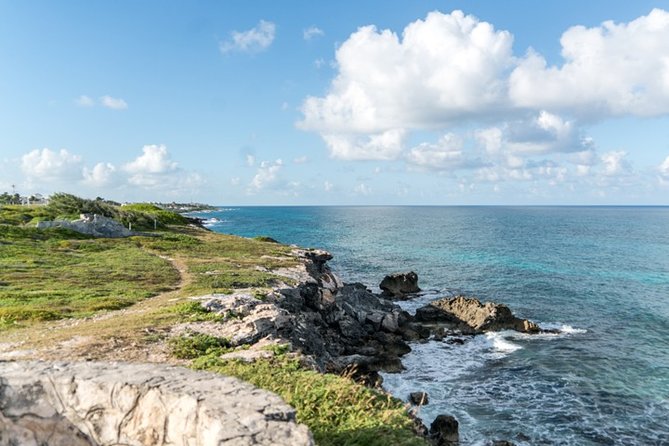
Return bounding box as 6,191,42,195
415,295,540,334
177,249,425,380
0,361,313,446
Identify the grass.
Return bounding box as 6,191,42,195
0,225,179,326
169,332,232,359
193,355,426,446
137,228,299,295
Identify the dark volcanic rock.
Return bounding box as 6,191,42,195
430,414,459,445
415,295,540,334
409,391,429,406
380,271,420,299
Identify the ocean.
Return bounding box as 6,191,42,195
192,206,669,445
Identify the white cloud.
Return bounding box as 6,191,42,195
353,183,372,195
324,180,333,192
322,129,406,160
600,151,631,176
303,26,324,40
220,20,276,54
314,58,326,69
406,133,483,170
83,162,116,186
249,159,283,192
659,155,669,178
124,144,178,174
21,148,83,182
299,9,669,167
299,10,514,144
75,95,95,107
509,9,669,117
246,154,256,167
293,156,308,164
100,95,128,110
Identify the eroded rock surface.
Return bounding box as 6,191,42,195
0,361,313,446
36,214,133,238
415,295,539,334
178,249,426,379
379,272,421,299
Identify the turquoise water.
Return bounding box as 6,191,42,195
195,206,669,445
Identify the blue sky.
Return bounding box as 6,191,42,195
2,0,669,205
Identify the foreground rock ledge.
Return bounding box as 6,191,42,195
0,361,313,446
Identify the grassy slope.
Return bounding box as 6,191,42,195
0,201,425,446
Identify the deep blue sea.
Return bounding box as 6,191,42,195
193,206,669,445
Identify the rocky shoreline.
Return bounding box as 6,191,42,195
176,247,544,445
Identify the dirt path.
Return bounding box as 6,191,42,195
0,253,192,364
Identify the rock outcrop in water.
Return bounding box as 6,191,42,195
379,271,421,299
415,295,540,334
0,361,313,446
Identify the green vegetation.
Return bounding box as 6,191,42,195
169,332,231,359
138,229,298,295
168,300,225,322
0,225,179,326
0,195,297,327
194,355,425,446
0,193,425,446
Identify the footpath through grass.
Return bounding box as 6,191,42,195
0,195,426,446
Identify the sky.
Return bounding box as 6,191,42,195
2,0,669,205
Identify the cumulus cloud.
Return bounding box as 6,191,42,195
75,95,95,107
220,20,276,54
249,159,283,192
600,151,631,176
99,95,128,110
406,133,483,170
509,9,669,117
659,155,669,178
322,129,406,160
299,9,669,167
83,162,117,186
123,144,179,188
21,148,83,181
299,10,515,159
124,144,177,174
303,26,324,40
293,156,309,164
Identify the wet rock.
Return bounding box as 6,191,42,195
415,296,540,334
409,391,429,406
380,272,420,299
491,441,515,446
430,414,459,445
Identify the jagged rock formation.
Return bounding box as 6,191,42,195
415,295,540,334
379,271,421,299
36,214,133,238
0,361,313,446
177,250,429,382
